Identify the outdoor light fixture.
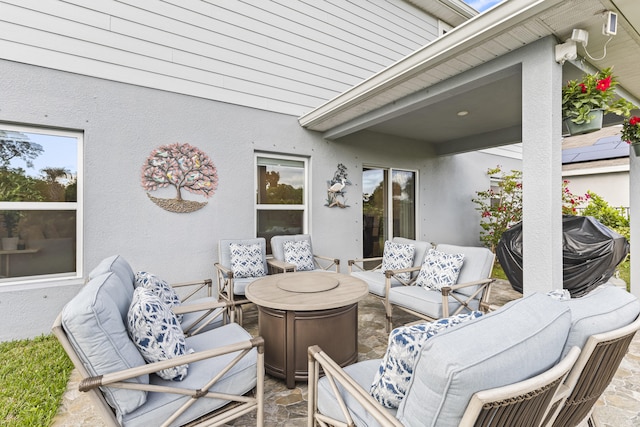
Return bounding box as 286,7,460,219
555,39,577,64
604,11,617,36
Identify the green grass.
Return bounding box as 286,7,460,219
0,334,73,427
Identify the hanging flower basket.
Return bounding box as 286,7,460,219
564,109,603,136
622,116,640,156
562,68,636,136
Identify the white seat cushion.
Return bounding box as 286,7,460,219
397,293,572,427
560,284,640,357
388,285,477,319
317,359,396,427
122,323,258,427
351,270,403,297
62,272,148,421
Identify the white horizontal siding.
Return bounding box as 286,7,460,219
0,0,440,116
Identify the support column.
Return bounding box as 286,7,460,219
520,37,564,295
630,148,639,297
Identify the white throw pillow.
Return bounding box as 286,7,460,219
229,243,265,278
416,248,465,290
283,240,315,271
127,287,193,381
135,271,182,321
380,241,415,281
370,311,483,408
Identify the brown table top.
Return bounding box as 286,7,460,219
245,272,368,311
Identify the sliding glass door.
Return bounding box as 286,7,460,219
362,167,416,258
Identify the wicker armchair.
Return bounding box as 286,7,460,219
545,315,640,427
308,345,579,427
308,293,577,427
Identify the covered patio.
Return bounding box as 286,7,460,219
299,0,640,298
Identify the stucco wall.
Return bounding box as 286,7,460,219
562,170,629,210
0,60,506,340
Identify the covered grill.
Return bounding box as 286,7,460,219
496,216,629,297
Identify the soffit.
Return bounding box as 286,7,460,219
405,0,478,26
299,0,640,151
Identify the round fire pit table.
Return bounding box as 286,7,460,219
245,272,368,388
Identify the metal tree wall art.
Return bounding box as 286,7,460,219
141,143,218,213
326,163,351,208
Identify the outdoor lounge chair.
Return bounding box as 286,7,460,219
542,285,640,427
215,238,269,324
348,237,433,331
53,265,264,427
269,234,339,273
386,243,494,331
307,292,579,427
89,255,225,337
546,315,640,427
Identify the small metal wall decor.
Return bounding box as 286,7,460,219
325,163,351,208
141,142,218,213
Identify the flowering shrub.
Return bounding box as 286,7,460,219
472,167,522,252
562,180,589,215
562,67,636,125
621,116,640,145
582,191,630,241
473,168,589,252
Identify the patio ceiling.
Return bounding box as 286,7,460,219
299,0,640,155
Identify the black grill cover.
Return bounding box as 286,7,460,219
496,215,629,297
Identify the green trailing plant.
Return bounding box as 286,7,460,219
562,67,636,125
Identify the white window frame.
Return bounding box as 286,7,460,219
254,153,309,236
0,123,83,285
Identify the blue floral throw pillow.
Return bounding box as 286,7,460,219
370,311,483,408
229,243,265,278
135,271,182,321
127,287,193,381
415,248,465,290
380,241,415,281
283,240,315,271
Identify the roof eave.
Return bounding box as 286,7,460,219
298,0,565,131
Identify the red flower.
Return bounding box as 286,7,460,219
630,116,640,126
596,76,611,91
482,211,491,218
578,83,587,93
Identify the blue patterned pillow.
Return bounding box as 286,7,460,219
283,240,314,271
415,248,464,290
370,311,483,408
135,271,182,321
229,243,265,278
127,287,193,381
381,241,415,281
